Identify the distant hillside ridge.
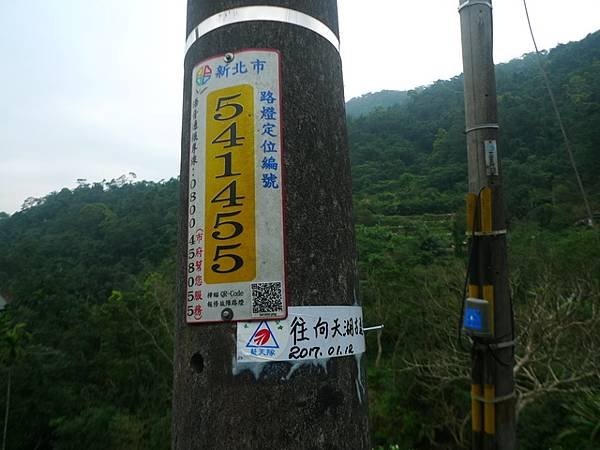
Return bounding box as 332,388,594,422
348,29,600,227
346,89,411,117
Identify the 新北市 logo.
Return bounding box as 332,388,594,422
196,65,212,86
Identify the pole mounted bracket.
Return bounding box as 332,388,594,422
458,1,493,13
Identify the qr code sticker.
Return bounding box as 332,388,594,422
251,281,283,315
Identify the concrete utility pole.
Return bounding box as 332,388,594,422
173,1,370,449
458,1,516,449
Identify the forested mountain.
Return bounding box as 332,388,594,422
346,90,411,117
1,31,599,449
0,179,177,449
349,30,600,228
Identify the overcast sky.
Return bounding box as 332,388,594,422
1,1,598,214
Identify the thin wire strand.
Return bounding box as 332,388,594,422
457,188,484,352
522,0,594,227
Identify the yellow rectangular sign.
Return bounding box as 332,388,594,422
204,85,256,284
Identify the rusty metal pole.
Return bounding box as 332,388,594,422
173,1,370,449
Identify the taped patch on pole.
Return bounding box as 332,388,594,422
185,49,287,324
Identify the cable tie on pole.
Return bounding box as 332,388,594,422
472,391,516,404
466,229,507,237
475,339,516,350
465,123,499,134
491,339,516,350
458,1,493,12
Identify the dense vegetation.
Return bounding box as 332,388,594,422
350,31,600,227
0,178,177,450
1,31,599,449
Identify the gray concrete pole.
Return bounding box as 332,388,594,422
459,1,516,449
173,1,370,449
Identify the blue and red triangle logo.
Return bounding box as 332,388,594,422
246,321,280,349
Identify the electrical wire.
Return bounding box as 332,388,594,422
522,0,594,227
457,186,516,366
457,188,484,352
485,331,514,367
457,236,475,352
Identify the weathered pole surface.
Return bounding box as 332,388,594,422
459,1,516,449
173,1,370,449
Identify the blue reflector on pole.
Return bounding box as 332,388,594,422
464,306,483,331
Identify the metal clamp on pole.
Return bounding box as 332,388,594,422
465,123,499,134
472,391,516,404
475,339,516,350
468,229,508,237
185,6,341,55
458,1,493,12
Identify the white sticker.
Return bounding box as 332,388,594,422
236,306,366,363
485,139,499,176
186,49,286,324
